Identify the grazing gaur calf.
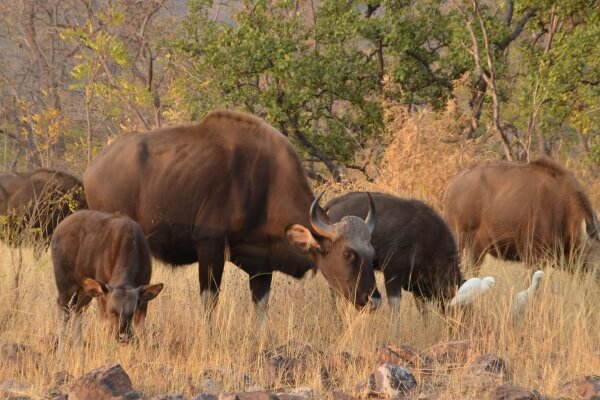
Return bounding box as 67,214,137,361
84,110,381,315
325,192,464,314
51,210,163,344
444,157,600,279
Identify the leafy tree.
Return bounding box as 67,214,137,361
173,0,383,181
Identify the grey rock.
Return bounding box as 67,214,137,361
193,395,219,400
426,340,470,366
264,355,299,387
491,384,544,400
558,375,600,399
330,391,357,400
219,393,279,400
374,363,418,397
0,379,31,397
0,342,42,372
471,353,510,380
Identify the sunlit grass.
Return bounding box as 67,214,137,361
0,242,598,398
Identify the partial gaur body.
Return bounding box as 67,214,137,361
83,110,381,313
0,168,86,245
51,210,163,343
444,157,600,278
325,192,463,314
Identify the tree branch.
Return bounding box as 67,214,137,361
405,50,453,91
496,9,536,51
454,0,514,160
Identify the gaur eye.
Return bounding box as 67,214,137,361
343,249,356,261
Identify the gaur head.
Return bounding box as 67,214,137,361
286,192,381,311
82,278,163,343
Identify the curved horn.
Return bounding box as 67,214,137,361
365,192,376,234
310,191,337,240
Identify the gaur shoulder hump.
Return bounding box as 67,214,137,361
202,110,275,131
31,167,83,183
528,156,569,178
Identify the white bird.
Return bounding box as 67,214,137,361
449,276,496,307
512,270,545,318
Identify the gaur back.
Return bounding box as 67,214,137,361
444,157,600,275
84,110,381,312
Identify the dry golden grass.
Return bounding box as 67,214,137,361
0,242,598,399
1,105,599,399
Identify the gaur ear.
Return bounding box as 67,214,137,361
286,224,321,253
82,278,110,297
138,283,164,301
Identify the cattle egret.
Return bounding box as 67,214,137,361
512,270,545,318
449,276,496,307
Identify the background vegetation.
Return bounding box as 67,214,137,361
1,0,599,182
1,1,600,398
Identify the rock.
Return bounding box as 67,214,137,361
491,384,544,400
266,342,315,362
219,393,279,400
471,353,510,380
0,342,42,372
193,395,219,400
276,387,314,399
330,392,357,400
277,394,308,400
373,363,418,397
0,380,31,398
427,340,470,365
201,367,250,388
288,387,314,398
558,375,600,399
68,363,143,400
264,355,299,386
376,344,433,372
45,370,74,398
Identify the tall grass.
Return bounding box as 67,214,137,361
0,244,598,398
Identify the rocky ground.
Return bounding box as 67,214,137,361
1,340,599,400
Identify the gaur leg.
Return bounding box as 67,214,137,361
249,271,272,326
56,288,92,352
462,237,486,274
384,272,403,338
196,239,226,315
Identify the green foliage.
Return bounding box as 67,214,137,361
509,1,600,152
173,0,383,166
63,6,153,131
2,0,599,175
